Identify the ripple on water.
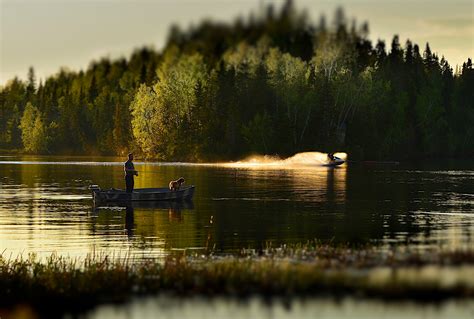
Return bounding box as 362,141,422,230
1,158,474,259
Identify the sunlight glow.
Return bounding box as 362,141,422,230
219,152,348,169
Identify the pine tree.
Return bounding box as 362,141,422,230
26,67,36,103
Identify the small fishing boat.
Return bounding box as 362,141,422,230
89,185,195,204
322,157,345,167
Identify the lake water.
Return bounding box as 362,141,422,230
1,153,473,260
83,296,474,319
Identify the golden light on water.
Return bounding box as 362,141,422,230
2,155,474,260
219,152,348,169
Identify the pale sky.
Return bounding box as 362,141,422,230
1,0,473,85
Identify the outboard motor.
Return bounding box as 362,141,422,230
88,184,101,192
88,185,101,204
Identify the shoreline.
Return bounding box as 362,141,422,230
1,151,474,165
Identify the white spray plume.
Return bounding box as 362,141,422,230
221,152,347,168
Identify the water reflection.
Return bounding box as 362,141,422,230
119,203,190,239
345,165,474,249
125,206,134,238
85,296,474,319
91,201,197,258
0,156,473,260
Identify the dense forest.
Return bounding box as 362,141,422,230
1,1,473,161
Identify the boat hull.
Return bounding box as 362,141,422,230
322,158,345,167
90,185,195,204
95,200,195,210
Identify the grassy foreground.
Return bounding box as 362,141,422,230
1,244,474,316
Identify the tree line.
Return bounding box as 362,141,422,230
1,1,473,160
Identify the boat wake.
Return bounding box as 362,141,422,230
219,152,347,169
0,152,346,169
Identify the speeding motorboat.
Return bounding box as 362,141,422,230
322,156,345,167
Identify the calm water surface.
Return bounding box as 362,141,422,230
83,296,474,319
1,154,473,259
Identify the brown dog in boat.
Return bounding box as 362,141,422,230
169,177,185,191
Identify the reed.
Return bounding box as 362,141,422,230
1,243,474,315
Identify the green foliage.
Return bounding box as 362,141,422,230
131,50,211,160
130,84,161,156
19,102,49,153
1,0,473,160
242,111,274,153
0,78,25,148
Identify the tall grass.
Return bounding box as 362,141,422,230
1,244,474,315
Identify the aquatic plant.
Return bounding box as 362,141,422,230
1,244,474,316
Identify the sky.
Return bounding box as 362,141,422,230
1,0,473,85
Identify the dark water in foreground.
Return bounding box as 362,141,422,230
0,154,473,259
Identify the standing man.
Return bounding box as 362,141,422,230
327,153,335,162
124,153,138,193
